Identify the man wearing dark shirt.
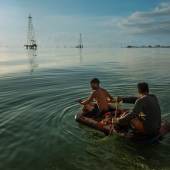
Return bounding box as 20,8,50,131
113,82,161,136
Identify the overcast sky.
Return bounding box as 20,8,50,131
0,0,170,47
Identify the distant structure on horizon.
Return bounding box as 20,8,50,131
24,14,37,50
76,33,83,48
126,45,170,48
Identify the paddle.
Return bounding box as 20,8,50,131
114,97,119,118
110,97,121,135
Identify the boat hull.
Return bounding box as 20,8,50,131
75,111,170,143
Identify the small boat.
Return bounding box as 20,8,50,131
75,109,170,144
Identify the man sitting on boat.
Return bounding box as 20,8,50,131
113,82,161,137
78,78,114,116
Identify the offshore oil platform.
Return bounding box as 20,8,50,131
24,15,37,50
76,33,83,48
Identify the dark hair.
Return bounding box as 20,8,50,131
137,82,149,93
90,78,100,85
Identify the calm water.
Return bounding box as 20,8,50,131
0,47,170,170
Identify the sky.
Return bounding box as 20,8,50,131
0,0,170,47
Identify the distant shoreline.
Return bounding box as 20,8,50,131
126,45,170,48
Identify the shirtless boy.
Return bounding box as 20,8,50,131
78,78,114,115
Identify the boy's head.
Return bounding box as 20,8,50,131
90,78,100,90
137,82,149,95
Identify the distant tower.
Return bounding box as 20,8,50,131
79,33,83,48
76,33,83,48
24,14,37,50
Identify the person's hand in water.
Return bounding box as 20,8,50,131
76,99,83,104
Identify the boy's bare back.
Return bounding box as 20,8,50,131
92,87,113,112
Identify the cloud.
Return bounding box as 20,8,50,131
119,2,170,35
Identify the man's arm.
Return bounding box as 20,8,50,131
117,112,137,126
80,92,95,105
105,90,114,102
118,96,138,104
113,99,142,126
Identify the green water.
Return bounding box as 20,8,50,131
0,48,170,170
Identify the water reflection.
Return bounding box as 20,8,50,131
79,48,83,63
26,49,38,74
